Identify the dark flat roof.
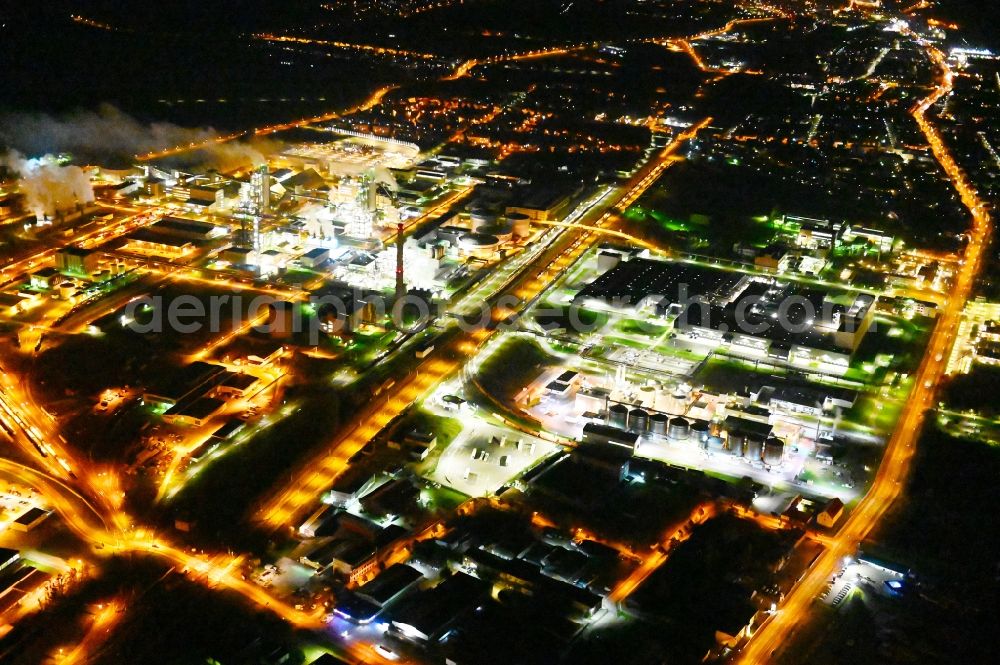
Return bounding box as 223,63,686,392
127,230,193,248
724,415,772,439
166,396,225,421
59,245,94,257
577,258,744,308
357,563,422,606
308,654,352,665
210,419,245,440
392,572,489,639
155,217,218,235
13,507,50,526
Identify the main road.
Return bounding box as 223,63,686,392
738,23,993,665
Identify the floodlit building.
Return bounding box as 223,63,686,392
576,257,875,369
505,184,580,222
55,246,99,276
816,498,844,528
122,230,195,259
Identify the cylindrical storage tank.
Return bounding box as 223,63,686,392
649,413,669,437
507,212,531,238
763,437,785,466
58,281,76,299
690,420,710,446
479,222,513,243
608,404,629,429
458,233,501,258
707,434,725,451
629,409,649,433
470,208,497,231
668,417,690,442
746,436,763,462
727,433,746,457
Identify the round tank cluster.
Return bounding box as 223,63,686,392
477,222,514,243
470,207,497,231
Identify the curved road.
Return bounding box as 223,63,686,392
738,20,993,665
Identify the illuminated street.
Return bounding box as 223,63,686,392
1,1,998,663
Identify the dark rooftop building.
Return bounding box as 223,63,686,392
391,572,490,643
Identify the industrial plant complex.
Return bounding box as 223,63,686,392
0,0,997,664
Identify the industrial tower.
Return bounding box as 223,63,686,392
395,222,406,303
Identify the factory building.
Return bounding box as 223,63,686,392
505,184,581,222
576,257,875,369
122,230,194,259
55,246,99,276
150,217,225,243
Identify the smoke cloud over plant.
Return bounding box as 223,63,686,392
0,104,278,171
1,151,95,220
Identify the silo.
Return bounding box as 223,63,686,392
470,208,497,231
608,403,629,429
58,281,76,300
727,432,746,457
690,420,710,446
507,212,531,238
745,436,763,462
668,417,691,442
763,437,785,466
479,222,514,243
629,409,649,433
649,413,669,437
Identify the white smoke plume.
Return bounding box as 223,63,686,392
0,104,217,161
2,151,95,220
0,104,280,171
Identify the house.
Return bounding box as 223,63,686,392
816,498,844,528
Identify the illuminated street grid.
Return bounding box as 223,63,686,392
0,1,996,663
